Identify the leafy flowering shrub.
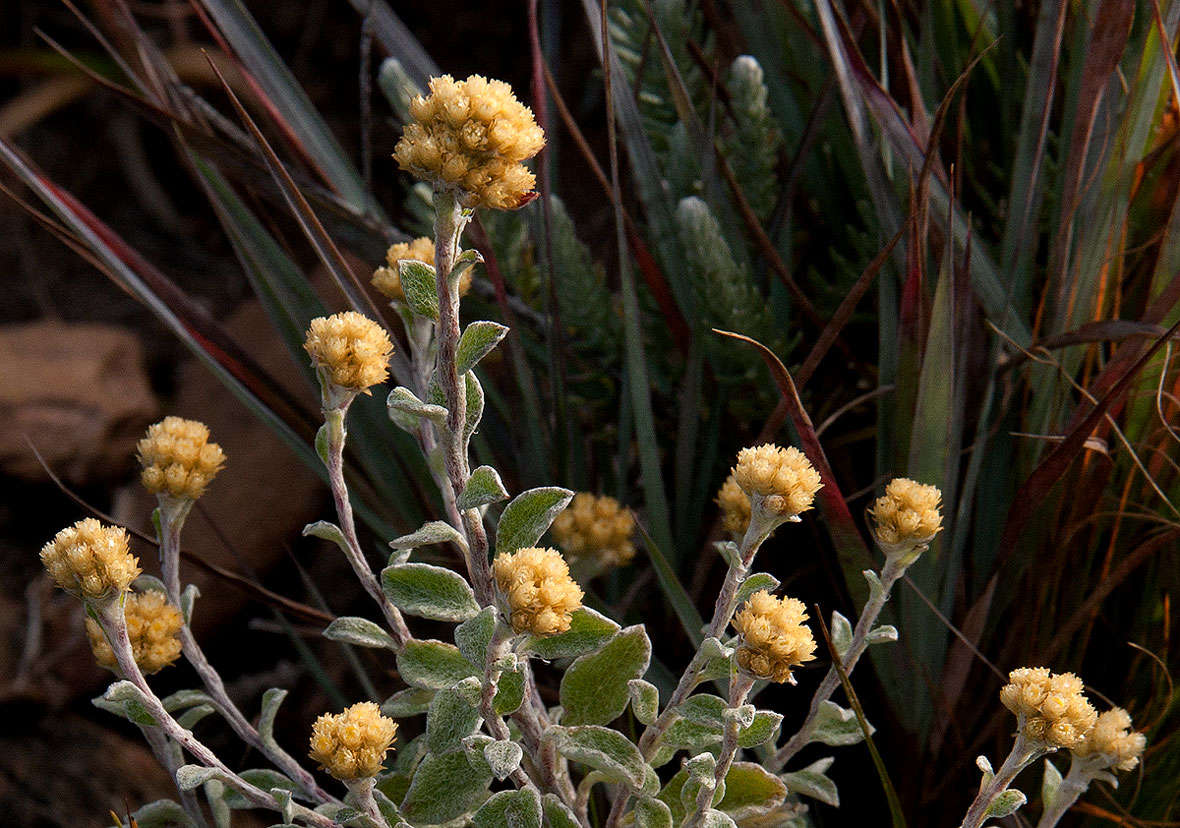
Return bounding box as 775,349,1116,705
34,71,1150,828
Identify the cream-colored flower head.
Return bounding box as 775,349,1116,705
550,493,636,569
716,474,751,539
1074,707,1146,772
371,237,475,303
137,417,226,501
732,590,817,684
40,518,140,602
304,312,393,393
394,74,545,210
869,478,942,558
1000,667,1098,750
86,590,182,675
309,701,398,780
493,546,584,636
732,444,822,520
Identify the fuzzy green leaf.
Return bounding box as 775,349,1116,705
628,679,660,726
381,562,480,621
396,640,478,690
985,789,1027,819
458,465,510,510
463,372,484,447
176,704,217,730
495,487,574,555
781,757,839,807
735,572,780,607
322,616,397,650
399,259,439,320
716,763,788,821
483,740,524,781
389,521,467,551
387,386,447,430
812,701,872,746
101,680,158,726
738,710,784,748
426,687,481,754
176,765,223,791
258,688,286,754
472,788,541,828
519,608,620,660
456,321,509,375
633,795,674,828
560,626,651,726
399,749,492,824
1041,759,1064,810
542,794,581,828
830,610,854,660
547,725,651,789
301,521,346,551
455,606,497,668
494,669,525,715
381,686,435,718
222,770,298,809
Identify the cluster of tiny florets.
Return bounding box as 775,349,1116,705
137,417,226,501
308,702,398,780
716,474,751,539
732,444,822,518
493,546,584,636
549,493,636,568
371,237,474,303
304,312,393,392
1074,707,1147,771
394,74,545,210
40,518,141,601
732,590,817,684
869,478,943,553
1000,667,1098,750
86,590,183,675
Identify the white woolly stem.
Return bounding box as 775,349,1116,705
958,729,1044,828
156,498,334,804
684,672,757,828
770,554,906,771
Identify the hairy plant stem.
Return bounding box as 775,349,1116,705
96,599,342,828
428,187,577,815
344,778,389,828
606,520,775,826
155,497,334,804
685,672,757,828
1035,757,1099,828
770,554,906,771
138,712,210,827
958,729,1044,828
480,634,539,793
321,405,412,646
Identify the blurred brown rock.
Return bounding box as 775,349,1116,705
0,321,157,485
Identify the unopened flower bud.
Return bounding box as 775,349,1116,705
304,312,393,395
309,702,398,780
86,590,183,675
394,75,544,210
493,546,583,636
137,417,226,501
732,590,816,684
40,518,140,602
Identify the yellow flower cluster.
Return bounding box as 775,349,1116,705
308,701,398,780
493,546,584,636
86,590,183,675
869,478,943,554
371,237,474,303
732,590,817,684
40,518,140,602
1000,667,1098,750
550,493,636,568
1074,707,1146,771
732,444,822,519
394,74,545,210
137,416,226,501
304,312,393,392
715,474,751,539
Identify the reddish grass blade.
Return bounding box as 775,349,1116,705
713,329,874,586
